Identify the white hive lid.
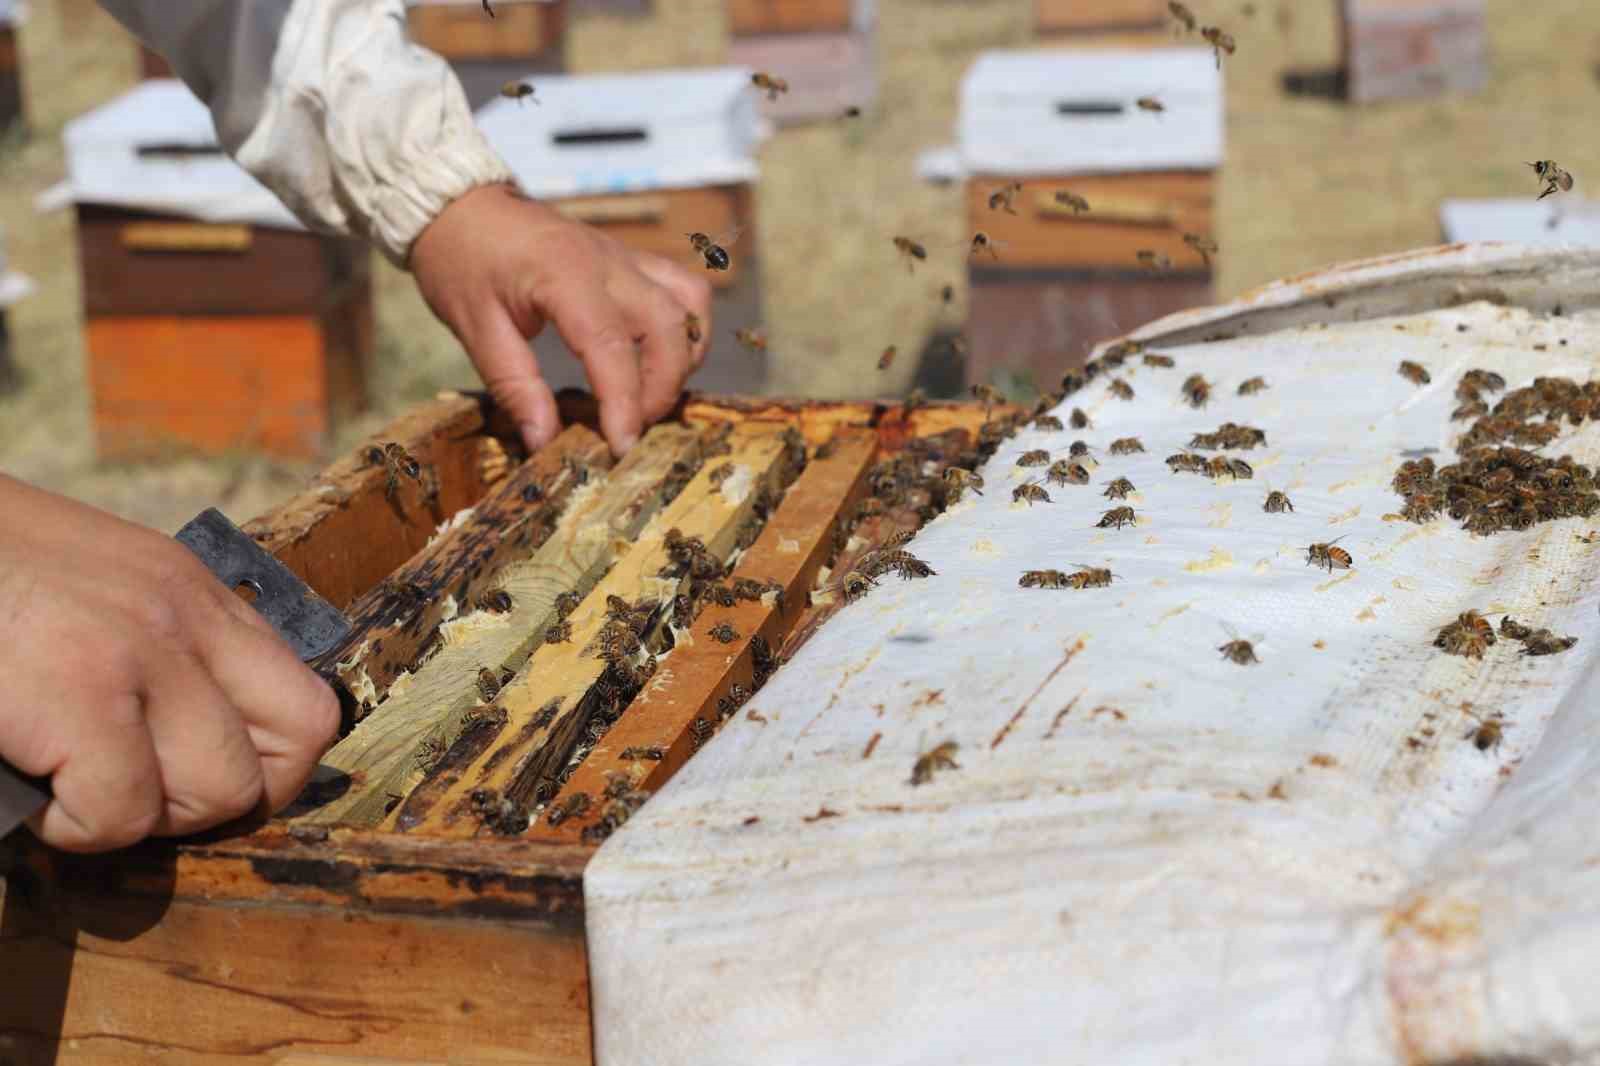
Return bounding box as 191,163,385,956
957,47,1224,176
62,80,301,229
476,68,766,199
1441,198,1600,247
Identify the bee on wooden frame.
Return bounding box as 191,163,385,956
687,226,742,272
1097,505,1137,530
893,236,928,272
546,792,592,828
987,180,1023,214
1398,360,1431,386
1304,536,1352,573
476,667,505,702
1109,437,1145,455
367,441,422,501
544,619,573,644
910,740,960,786
1104,476,1136,499
621,746,666,762
751,72,789,100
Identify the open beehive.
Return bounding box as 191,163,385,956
0,390,1009,1066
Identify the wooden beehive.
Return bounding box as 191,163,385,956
408,0,568,109
137,42,173,79
0,228,30,394
947,48,1222,390
726,0,875,125
477,68,769,395
0,2,22,131
0,388,1009,1066
65,81,372,460
1034,0,1169,43
1340,0,1486,104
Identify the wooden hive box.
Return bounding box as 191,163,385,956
726,0,875,126
0,387,1013,1066
477,68,770,395
1340,0,1486,104
1034,0,1170,44
407,0,568,110
0,1,22,130
137,43,173,79
0,228,33,394
943,47,1221,391
65,81,372,460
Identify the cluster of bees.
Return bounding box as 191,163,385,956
1390,369,1600,534
1434,610,1576,660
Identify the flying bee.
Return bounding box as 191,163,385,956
940,283,955,304
1183,233,1218,267
1521,628,1578,656
1066,565,1115,589
1053,190,1090,214
499,80,538,105
1182,373,1211,408
1070,407,1091,429
971,383,1004,415
943,467,984,497
1108,378,1135,401
1304,536,1352,573
1033,414,1065,431
839,568,879,603
751,71,789,100
988,181,1023,214
1200,25,1236,67
1398,360,1431,386
1136,96,1165,113
910,740,960,786
687,226,742,272
1136,249,1174,273
684,312,703,345
1528,159,1574,199
1046,459,1091,486
969,231,1007,260
1017,448,1051,467
1014,482,1052,505
734,327,767,353
367,441,422,500
1109,437,1145,455
878,345,897,371
1020,569,1072,589
1104,477,1136,499
1465,713,1505,752
1097,505,1137,530
893,236,928,272
1237,376,1268,396
1263,489,1294,513
1168,1,1197,32
1218,623,1260,665
1143,353,1176,368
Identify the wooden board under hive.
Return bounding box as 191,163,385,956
0,389,1018,1066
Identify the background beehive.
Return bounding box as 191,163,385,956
0,0,1596,531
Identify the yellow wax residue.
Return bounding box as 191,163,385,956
1184,547,1235,573
1154,603,1192,627
1327,479,1360,493
1328,505,1362,526
1316,571,1356,593
1206,502,1232,529
970,537,1002,557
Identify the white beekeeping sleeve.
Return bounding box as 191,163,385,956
96,0,516,266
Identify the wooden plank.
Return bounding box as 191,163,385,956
728,0,851,35
0,831,591,1066
407,0,566,60
295,424,704,828
965,172,1214,272
529,428,879,844
677,394,1011,452
1034,0,1165,32
241,393,508,611
119,221,253,253
315,424,612,713
399,423,802,838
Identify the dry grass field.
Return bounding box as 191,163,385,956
0,0,1595,535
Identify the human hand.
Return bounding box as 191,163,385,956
409,183,714,456
0,476,340,852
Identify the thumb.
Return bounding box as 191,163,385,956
463,307,562,452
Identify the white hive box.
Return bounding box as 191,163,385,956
478,68,770,394
586,242,1600,1066
1441,198,1600,250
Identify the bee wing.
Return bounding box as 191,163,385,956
713,224,746,247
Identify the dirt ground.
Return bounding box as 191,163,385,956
0,0,1595,535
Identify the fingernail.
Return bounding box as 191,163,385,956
520,420,550,452
617,430,639,454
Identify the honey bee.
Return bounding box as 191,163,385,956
1228,458,1255,480
1168,1,1197,32
988,181,1023,214
840,568,879,602
1218,636,1259,665
1432,612,1493,658
687,227,741,271
499,80,537,105
1166,452,1207,473
1033,414,1065,431
970,382,1004,415
1067,565,1115,589
734,327,767,353
1017,448,1051,467
545,792,591,828
1070,407,1091,429
893,236,928,272
1068,440,1094,459
943,467,985,497
1136,249,1173,273
1465,714,1505,752
1108,437,1145,455
1053,190,1090,214
1205,455,1234,480
684,312,703,344
1263,490,1294,513
877,345,897,371
367,442,422,500
1236,376,1268,396
1143,353,1176,368
1304,536,1352,573
751,72,789,100
1521,628,1578,656
1020,569,1072,589
910,740,960,786
1097,505,1137,529
1183,233,1218,267
1136,96,1165,113
476,666,503,702
707,621,740,645
689,716,715,751
970,231,1004,260
1461,368,1507,392
1108,378,1135,401
1014,482,1052,505
1046,459,1091,486
478,588,513,614
545,619,573,644
1103,477,1136,499
1182,374,1211,408
620,746,666,761
1528,159,1574,200
1398,360,1431,386
1500,615,1534,641
1452,398,1489,422
1200,25,1236,67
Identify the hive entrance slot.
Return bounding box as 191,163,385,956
551,128,650,147
1054,100,1127,116
135,142,225,158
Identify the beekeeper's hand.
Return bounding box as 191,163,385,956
0,475,339,852
411,183,713,456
